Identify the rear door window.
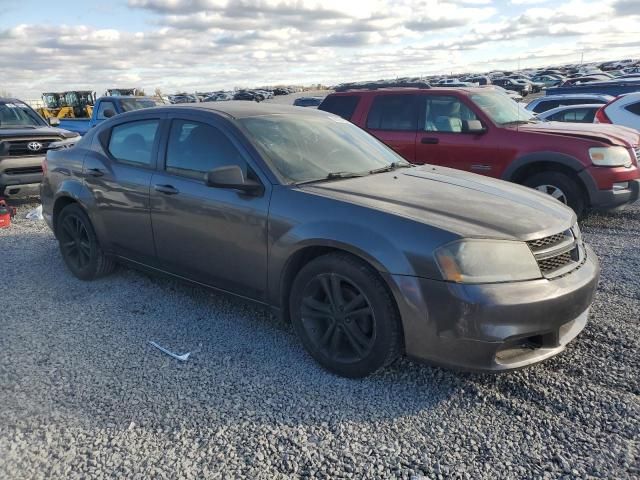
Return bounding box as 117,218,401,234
318,95,360,120
366,95,418,131
96,101,116,120
107,119,159,166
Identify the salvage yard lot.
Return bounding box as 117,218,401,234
1,199,638,479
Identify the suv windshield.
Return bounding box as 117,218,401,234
0,102,44,128
239,114,409,184
471,91,537,125
119,98,162,112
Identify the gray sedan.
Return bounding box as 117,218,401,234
40,102,599,377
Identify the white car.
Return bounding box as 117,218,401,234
536,104,601,123
594,92,640,130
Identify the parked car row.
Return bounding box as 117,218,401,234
167,87,302,104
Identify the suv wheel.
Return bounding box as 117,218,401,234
524,171,585,217
57,204,115,280
289,253,402,378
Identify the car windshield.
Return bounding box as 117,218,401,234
0,102,43,128
119,98,162,112
239,114,410,184
471,91,537,125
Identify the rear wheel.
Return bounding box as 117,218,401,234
289,253,402,378
57,204,115,280
524,171,585,217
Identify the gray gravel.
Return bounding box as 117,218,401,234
0,197,638,480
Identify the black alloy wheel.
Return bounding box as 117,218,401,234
59,214,92,271
300,273,376,363
57,204,115,280
290,253,402,378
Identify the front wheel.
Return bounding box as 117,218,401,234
56,204,115,280
289,253,402,378
524,171,585,218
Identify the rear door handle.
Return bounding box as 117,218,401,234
421,137,439,145
87,168,104,177
154,184,179,195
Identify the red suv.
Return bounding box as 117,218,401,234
319,85,640,216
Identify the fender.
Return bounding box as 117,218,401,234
501,152,599,201
267,220,420,308
52,179,103,236
501,151,587,181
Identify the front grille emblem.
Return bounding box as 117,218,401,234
27,142,43,152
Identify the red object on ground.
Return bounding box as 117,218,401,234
0,199,16,228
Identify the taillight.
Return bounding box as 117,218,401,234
41,157,48,175
594,106,612,124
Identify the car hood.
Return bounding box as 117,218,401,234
517,121,639,147
0,126,77,139
302,166,575,241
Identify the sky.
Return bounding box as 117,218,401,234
0,0,638,99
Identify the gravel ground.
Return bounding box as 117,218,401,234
0,197,638,480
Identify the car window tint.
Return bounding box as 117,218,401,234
533,101,559,113
366,95,418,131
165,120,245,180
318,95,360,120
107,119,159,166
625,102,640,115
97,101,116,120
424,96,477,133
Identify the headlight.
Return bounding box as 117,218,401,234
589,147,632,167
435,239,541,283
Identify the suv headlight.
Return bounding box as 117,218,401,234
435,239,541,283
589,147,632,167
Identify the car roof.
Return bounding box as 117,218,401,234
0,97,26,103
328,86,484,96
534,93,614,101
99,96,159,101
538,104,603,115
144,101,330,119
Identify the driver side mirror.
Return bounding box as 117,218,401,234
463,119,486,134
205,165,264,196
103,109,116,118
48,117,60,127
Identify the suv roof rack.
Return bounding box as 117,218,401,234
334,80,431,92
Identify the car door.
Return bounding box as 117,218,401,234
149,113,270,301
83,115,163,264
364,94,418,162
414,94,501,174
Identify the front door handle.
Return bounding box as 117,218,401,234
421,137,439,145
154,184,179,195
87,168,104,177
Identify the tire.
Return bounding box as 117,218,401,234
289,253,402,378
524,171,585,218
56,204,115,280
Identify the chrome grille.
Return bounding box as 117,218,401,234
527,232,567,250
0,138,60,157
537,251,573,274
527,227,583,279
634,146,639,163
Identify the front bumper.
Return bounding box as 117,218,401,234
0,155,44,195
384,244,600,372
588,178,640,211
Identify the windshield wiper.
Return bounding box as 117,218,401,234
369,162,413,174
296,171,367,185
501,119,538,125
